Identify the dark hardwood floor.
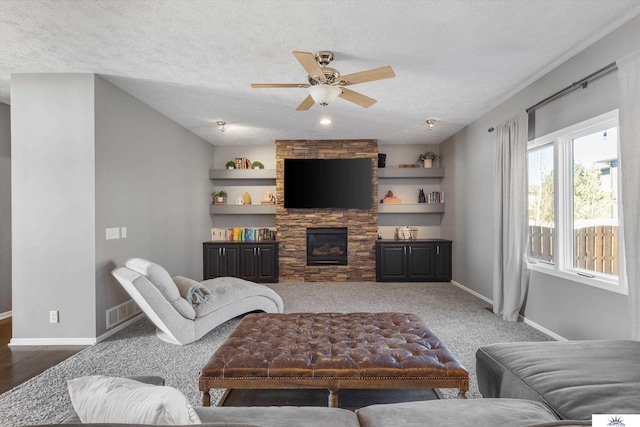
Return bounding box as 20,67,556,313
0,317,87,394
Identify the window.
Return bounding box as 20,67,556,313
527,110,625,293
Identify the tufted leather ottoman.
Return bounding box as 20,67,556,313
199,312,469,407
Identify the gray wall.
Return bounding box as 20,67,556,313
94,76,215,336
11,74,97,339
0,103,11,316
441,15,639,340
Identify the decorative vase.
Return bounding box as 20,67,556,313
423,159,433,168
243,192,252,205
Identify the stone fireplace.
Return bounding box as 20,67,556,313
307,227,348,266
276,139,378,282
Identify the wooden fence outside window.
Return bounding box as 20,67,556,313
528,225,618,275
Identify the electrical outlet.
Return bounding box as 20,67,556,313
121,227,127,238
106,227,120,240
49,310,59,323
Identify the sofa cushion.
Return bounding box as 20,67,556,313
194,406,360,427
126,258,196,320
67,376,201,425
476,340,640,420
356,398,560,427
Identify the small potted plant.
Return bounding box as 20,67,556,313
419,151,436,168
225,161,235,170
211,190,228,205
251,161,264,169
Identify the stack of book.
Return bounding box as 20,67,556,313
424,191,444,204
210,227,277,242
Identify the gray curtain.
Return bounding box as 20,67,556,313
492,111,529,321
617,50,640,340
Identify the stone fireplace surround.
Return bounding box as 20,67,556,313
276,140,378,282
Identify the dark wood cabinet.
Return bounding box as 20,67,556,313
376,240,451,282
203,242,279,283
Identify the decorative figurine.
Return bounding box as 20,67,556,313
418,189,427,203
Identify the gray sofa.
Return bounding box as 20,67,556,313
56,385,566,427
476,339,640,421
33,339,639,427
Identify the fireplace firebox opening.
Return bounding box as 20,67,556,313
307,227,348,266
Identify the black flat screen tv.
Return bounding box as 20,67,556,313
284,158,372,209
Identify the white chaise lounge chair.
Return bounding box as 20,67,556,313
111,258,284,345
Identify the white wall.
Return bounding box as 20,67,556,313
94,76,216,335
11,74,97,340
441,15,639,340
0,103,11,316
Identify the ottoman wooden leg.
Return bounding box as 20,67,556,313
328,388,339,407
202,389,211,406
458,378,469,399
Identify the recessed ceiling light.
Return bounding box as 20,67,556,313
320,118,331,125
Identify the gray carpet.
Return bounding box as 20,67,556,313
0,282,551,426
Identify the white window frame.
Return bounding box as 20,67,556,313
527,110,627,295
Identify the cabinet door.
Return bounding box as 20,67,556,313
407,243,436,281
377,243,408,281
434,242,452,281
240,245,258,279
219,245,240,277
239,244,279,282
256,244,278,282
204,244,222,279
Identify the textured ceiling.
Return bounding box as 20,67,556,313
1,0,639,145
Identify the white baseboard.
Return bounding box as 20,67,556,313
450,280,566,341
9,337,97,346
451,280,493,305
521,316,568,341
0,310,11,320
8,314,144,347
97,313,144,343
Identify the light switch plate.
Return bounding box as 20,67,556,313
106,228,120,240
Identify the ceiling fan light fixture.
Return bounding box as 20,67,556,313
320,118,331,125
216,120,226,132
309,84,342,106
426,119,436,130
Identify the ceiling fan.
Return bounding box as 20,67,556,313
251,51,395,110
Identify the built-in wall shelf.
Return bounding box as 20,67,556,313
210,169,276,181
209,204,276,215
377,203,445,214
378,168,444,179
210,169,276,218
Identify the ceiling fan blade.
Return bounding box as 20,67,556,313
296,95,315,111
339,87,377,108
293,51,327,83
251,83,310,88
340,66,395,86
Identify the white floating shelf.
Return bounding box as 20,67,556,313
209,204,277,215
378,168,444,179
377,203,445,214
210,169,276,180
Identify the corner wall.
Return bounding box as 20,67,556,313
11,74,97,340
0,103,11,316
440,15,639,340
94,76,216,336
